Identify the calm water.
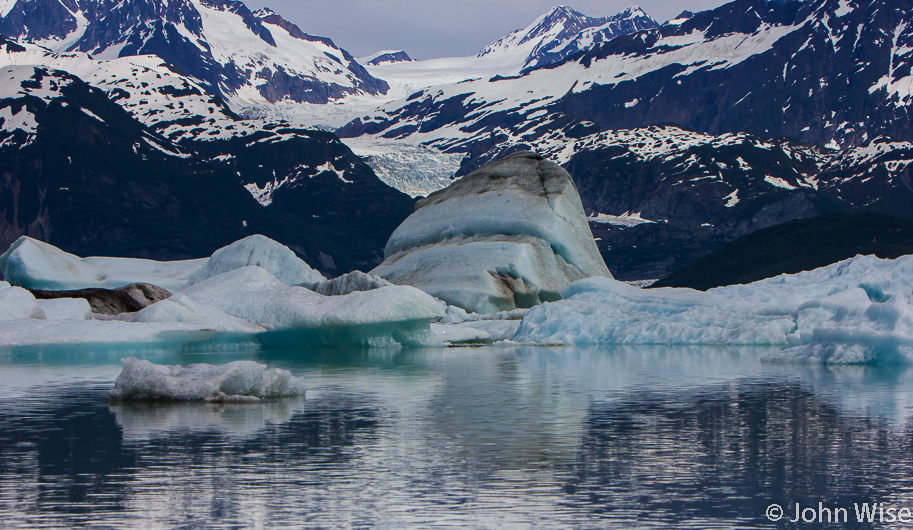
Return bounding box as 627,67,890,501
1,344,913,529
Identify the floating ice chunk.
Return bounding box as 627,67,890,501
108,357,307,401
37,298,92,320
308,270,393,296
0,236,206,291
181,266,446,347
373,152,611,314
0,286,45,321
132,293,265,333
185,235,324,288
0,281,9,290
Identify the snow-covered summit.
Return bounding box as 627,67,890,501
477,4,659,70
0,0,389,105
359,50,414,66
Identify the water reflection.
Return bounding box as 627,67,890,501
567,381,913,528
0,345,912,528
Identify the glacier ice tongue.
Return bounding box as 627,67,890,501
372,151,612,314
184,235,324,288
108,357,307,401
0,236,206,292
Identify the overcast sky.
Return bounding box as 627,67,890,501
243,0,733,60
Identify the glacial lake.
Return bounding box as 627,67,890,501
1,344,913,529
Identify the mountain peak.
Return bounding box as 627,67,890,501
477,4,659,71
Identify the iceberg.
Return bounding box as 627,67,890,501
0,236,206,292
184,235,324,287
108,357,307,401
37,298,93,320
516,254,913,363
0,285,45,321
180,266,446,348
132,293,266,334
372,151,612,314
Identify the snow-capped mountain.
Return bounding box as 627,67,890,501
0,0,389,106
0,39,414,271
359,50,414,66
0,35,257,143
342,0,913,152
353,4,659,107
478,5,659,71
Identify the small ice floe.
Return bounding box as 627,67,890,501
108,357,307,402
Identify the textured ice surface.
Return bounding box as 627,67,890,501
0,237,206,291
517,254,913,364
373,152,611,313
37,298,92,320
430,323,492,344
181,266,445,347
132,293,266,333
108,357,307,401
185,235,324,287
308,270,393,296
0,286,45,321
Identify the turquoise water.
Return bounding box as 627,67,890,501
1,345,913,529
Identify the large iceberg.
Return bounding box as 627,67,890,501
515,254,913,364
180,266,445,348
184,235,324,287
372,151,612,314
108,357,307,401
0,236,206,292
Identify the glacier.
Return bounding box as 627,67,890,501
108,357,307,401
